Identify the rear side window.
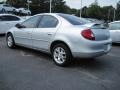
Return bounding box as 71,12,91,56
38,15,58,28
58,14,89,25
0,15,20,21
109,22,120,30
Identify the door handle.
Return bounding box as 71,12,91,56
48,33,53,36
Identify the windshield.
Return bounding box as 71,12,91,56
58,13,91,25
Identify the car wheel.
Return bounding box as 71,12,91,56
2,9,5,13
52,44,72,66
19,10,22,14
28,12,31,15
13,9,15,12
7,33,15,48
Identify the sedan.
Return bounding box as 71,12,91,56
0,4,16,12
15,8,31,15
108,21,120,43
0,14,23,34
6,13,112,66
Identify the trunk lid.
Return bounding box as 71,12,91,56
82,23,110,41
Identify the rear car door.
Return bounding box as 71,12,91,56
109,22,120,42
14,16,41,47
32,15,59,51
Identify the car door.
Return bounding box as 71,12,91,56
32,15,59,51
14,16,41,47
109,22,120,42
0,15,21,34
0,16,6,34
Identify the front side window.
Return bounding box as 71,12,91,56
109,22,120,30
21,16,41,28
38,15,58,28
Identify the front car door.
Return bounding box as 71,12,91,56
109,22,120,43
32,15,59,51
14,16,41,47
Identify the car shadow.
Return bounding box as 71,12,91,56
16,46,52,60
14,46,108,71
68,58,107,70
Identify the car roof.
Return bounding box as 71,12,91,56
0,14,22,19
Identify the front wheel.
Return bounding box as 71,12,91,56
7,34,15,48
52,44,72,66
28,12,31,15
2,9,5,13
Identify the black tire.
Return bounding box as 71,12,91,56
28,12,31,15
2,9,5,13
52,43,72,66
6,33,15,48
13,9,16,13
19,10,22,14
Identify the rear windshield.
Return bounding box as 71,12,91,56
58,13,91,25
91,24,107,29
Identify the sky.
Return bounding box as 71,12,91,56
0,0,119,9
65,0,119,9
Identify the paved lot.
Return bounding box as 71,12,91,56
0,35,120,90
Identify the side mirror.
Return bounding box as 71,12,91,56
15,23,25,29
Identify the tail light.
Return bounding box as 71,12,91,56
81,29,95,40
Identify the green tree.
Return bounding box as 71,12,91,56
6,0,69,14
87,2,102,19
116,0,120,20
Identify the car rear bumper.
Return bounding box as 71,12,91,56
70,38,112,58
72,50,110,58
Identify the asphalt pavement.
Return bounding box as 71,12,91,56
0,35,120,90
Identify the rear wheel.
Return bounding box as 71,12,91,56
7,33,15,48
13,9,15,13
52,44,72,66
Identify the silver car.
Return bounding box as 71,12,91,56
0,14,23,34
108,21,120,43
6,13,112,66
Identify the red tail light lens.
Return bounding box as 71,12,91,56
81,29,95,40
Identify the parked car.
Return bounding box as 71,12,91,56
6,13,112,66
0,4,16,12
108,21,120,43
15,8,31,15
0,14,23,34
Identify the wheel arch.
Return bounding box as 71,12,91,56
6,32,14,39
50,40,72,55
